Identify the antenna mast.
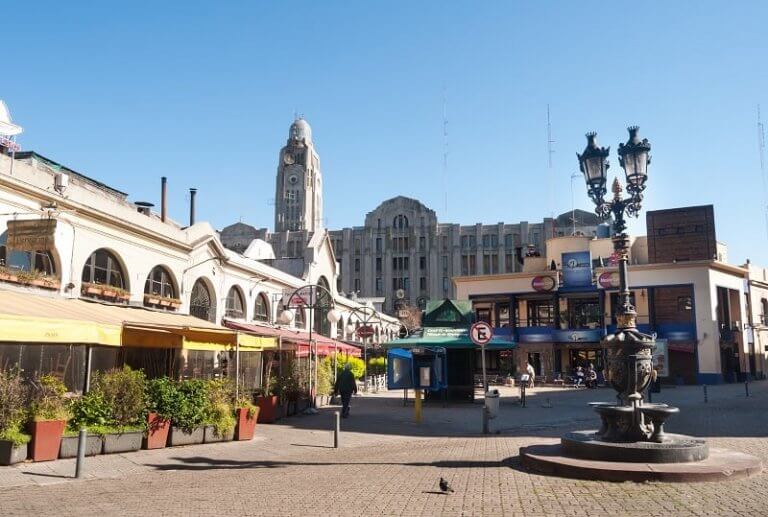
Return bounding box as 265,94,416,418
759,105,768,239
547,104,556,236
442,85,449,219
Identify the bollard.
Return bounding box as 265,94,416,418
333,411,340,448
414,389,422,423
482,402,489,435
75,427,87,479
703,384,708,403
520,383,527,408
745,380,750,398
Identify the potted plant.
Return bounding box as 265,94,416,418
144,377,175,449
168,379,207,446
62,391,110,458
0,370,30,465
255,354,280,423
144,293,161,305
82,282,103,297
203,379,236,443
27,375,69,461
234,396,259,441
94,367,146,454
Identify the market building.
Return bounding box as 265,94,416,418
0,104,399,397
454,205,765,385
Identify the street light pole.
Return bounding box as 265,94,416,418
577,126,658,441
346,305,381,392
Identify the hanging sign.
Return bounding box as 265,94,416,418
6,219,57,251
356,325,375,338
282,286,315,308
531,275,556,292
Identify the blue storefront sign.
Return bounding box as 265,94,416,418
562,251,592,289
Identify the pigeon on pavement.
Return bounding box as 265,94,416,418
439,477,454,493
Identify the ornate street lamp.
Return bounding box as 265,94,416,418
576,126,671,442
345,305,381,392
280,284,340,410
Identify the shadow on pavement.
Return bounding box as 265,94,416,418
146,455,512,472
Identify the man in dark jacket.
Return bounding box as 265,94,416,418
334,363,358,418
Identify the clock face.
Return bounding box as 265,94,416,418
283,152,295,165
288,174,299,185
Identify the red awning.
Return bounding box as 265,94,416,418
222,320,361,357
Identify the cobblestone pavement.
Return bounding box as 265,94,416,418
1,382,767,516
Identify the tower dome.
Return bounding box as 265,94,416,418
289,117,312,143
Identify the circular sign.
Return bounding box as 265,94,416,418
356,325,375,338
598,271,620,289
395,289,405,299
531,275,556,292
470,321,493,346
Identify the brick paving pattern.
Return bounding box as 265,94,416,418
0,382,766,516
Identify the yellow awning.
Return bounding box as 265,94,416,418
0,314,122,346
0,290,275,351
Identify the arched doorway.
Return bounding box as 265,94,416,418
190,278,216,322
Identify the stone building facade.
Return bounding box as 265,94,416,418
221,118,601,316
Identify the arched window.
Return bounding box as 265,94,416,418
225,286,245,319
144,266,176,300
190,279,215,322
761,298,768,325
254,293,270,322
295,308,305,329
0,231,56,276
393,214,409,229
82,249,126,289
337,318,345,339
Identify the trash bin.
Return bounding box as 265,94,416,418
485,389,500,419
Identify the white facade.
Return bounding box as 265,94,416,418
0,150,399,342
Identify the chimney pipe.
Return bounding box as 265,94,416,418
161,177,167,223
189,188,197,226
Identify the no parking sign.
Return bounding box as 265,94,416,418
470,321,493,347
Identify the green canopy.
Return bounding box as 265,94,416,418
384,327,516,350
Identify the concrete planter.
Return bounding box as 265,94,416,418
168,426,204,447
59,434,103,458
203,425,235,443
102,431,142,454
0,440,28,466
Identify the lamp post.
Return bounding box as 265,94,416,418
346,305,381,392
278,284,341,410
576,126,660,441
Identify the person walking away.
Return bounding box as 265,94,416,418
334,363,358,418
526,362,536,388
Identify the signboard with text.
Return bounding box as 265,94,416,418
6,219,56,251
562,251,592,288
652,339,669,378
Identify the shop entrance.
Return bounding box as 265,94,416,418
527,352,542,376
569,348,604,371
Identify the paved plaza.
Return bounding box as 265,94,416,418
1,382,767,516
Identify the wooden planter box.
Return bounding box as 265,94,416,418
145,296,161,305
143,412,170,449
102,431,142,454
158,299,171,307
30,278,60,290
255,395,279,423
59,433,103,458
235,407,259,441
28,420,66,462
84,285,103,296
0,440,28,466
168,426,204,447
203,425,235,443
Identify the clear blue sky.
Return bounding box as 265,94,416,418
4,1,768,264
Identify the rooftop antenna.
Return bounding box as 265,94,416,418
442,84,449,219
759,105,768,239
547,104,556,237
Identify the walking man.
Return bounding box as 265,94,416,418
334,363,358,418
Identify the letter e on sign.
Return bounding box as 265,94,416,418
470,321,493,347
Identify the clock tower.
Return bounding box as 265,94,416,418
274,117,323,233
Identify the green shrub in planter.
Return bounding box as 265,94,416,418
173,380,208,433
203,379,235,439
0,369,29,440
29,375,69,422
146,377,177,421
92,366,147,432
